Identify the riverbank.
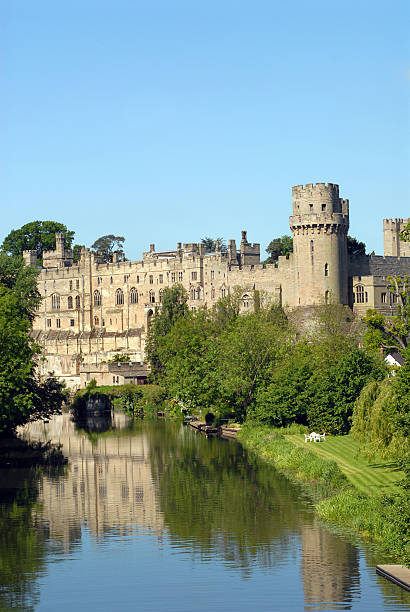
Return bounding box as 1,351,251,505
237,424,410,565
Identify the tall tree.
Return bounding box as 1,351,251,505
0,255,67,434
91,234,125,262
347,235,366,257
265,235,293,264
1,221,75,261
201,237,227,253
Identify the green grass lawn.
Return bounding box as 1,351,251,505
285,434,404,496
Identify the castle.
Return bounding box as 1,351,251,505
26,183,409,390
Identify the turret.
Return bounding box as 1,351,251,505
22,250,38,267
290,183,349,305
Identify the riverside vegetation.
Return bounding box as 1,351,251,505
146,284,409,564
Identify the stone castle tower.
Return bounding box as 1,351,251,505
290,183,349,305
383,218,410,258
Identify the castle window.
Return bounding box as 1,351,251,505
102,319,105,326
93,290,102,306
178,271,183,281
190,288,195,300
47,319,51,328
70,319,74,327
76,279,80,289
68,296,73,309
197,287,202,300
309,203,313,211
97,277,102,285
130,287,138,304
51,294,60,310
116,288,124,305
149,290,155,303
356,285,365,303
124,275,129,283
221,288,226,297
113,376,115,384
159,289,163,303
75,295,81,309
322,204,326,211
211,287,215,299
243,294,249,308
191,271,197,281
159,274,163,284
325,290,329,304
56,319,61,328
110,276,113,284
149,275,154,284
69,280,73,291
381,292,386,303
94,316,99,326
210,270,215,280
136,275,140,283
310,240,314,252
171,272,176,283
324,263,328,277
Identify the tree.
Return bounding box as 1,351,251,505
91,234,125,262
399,220,410,242
201,237,227,253
1,221,75,261
364,275,409,350
0,255,67,434
265,235,293,264
347,235,366,257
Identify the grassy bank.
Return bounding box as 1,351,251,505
238,424,409,564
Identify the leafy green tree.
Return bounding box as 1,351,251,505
0,255,67,434
201,236,227,253
264,235,293,264
399,220,410,242
1,221,74,261
91,234,125,262
363,275,409,350
347,235,366,257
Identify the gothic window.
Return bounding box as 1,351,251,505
124,275,129,283
97,277,102,285
136,275,140,283
210,270,215,279
159,289,163,303
116,288,124,305
191,288,195,300
56,319,61,328
211,287,215,299
242,294,249,308
130,287,138,304
69,280,73,291
197,287,202,300
93,290,102,306
149,275,154,285
68,296,73,309
51,294,60,310
76,279,80,289
149,290,155,303
221,288,226,298
75,295,81,309
356,285,365,304
94,316,99,326
324,263,329,277
178,271,183,281
191,271,197,281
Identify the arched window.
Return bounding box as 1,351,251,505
324,263,329,277
197,287,202,300
116,288,124,305
159,289,163,303
94,316,99,326
51,294,60,310
75,295,81,309
68,296,73,309
130,287,138,304
149,290,155,303
93,290,101,306
221,288,226,298
242,294,249,308
356,285,365,304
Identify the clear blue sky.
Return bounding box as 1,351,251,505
1,0,409,258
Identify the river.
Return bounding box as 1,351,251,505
1,412,409,611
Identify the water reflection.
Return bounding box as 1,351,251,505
1,414,407,611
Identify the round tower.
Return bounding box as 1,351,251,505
290,183,349,306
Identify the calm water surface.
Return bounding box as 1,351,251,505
1,412,409,611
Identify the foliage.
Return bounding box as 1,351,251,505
264,235,293,264
0,256,67,434
363,276,409,350
71,383,168,418
91,234,125,262
1,221,74,261
347,235,366,257
108,353,130,363
399,220,410,242
201,236,227,253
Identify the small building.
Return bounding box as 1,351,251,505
384,351,406,375
80,362,149,387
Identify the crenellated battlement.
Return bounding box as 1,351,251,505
292,182,339,196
